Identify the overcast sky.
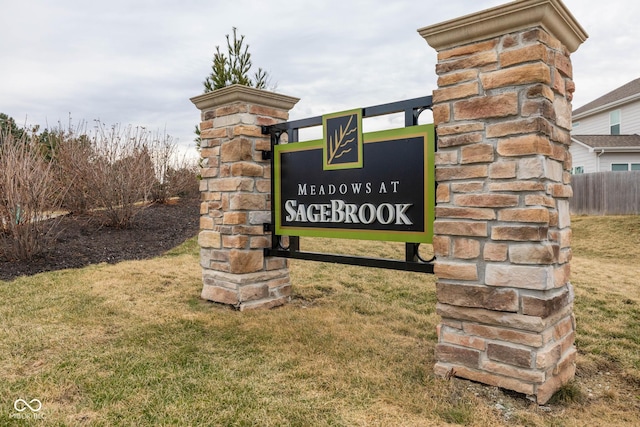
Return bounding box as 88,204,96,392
1,0,638,157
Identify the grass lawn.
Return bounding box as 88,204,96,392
1,216,639,426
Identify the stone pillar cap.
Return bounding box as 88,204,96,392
191,84,300,111
418,0,588,53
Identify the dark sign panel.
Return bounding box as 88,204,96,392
274,114,435,243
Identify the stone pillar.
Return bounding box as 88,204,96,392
419,0,587,403
190,85,299,311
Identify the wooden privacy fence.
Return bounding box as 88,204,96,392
570,171,640,215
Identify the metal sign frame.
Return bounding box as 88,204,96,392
261,96,435,273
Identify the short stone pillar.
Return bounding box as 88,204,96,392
419,0,587,403
190,85,299,311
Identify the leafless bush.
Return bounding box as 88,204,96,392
0,130,65,260
147,132,200,203
81,122,157,228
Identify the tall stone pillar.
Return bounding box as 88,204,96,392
191,85,299,311
419,0,587,403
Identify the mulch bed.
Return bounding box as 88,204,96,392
0,198,200,281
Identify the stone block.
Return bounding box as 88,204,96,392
239,283,269,302
437,39,498,61
451,182,484,193
499,43,549,68
220,138,253,162
509,243,556,264
437,122,484,136
222,235,249,249
491,225,548,241
436,165,488,181
436,183,450,203
432,235,451,257
201,284,238,305
228,249,264,274
487,343,532,368
433,82,479,102
483,243,508,262
432,104,451,125
433,220,487,237
524,194,556,208
231,162,264,177
435,150,458,165
436,50,498,74
453,238,481,259
485,264,553,290
497,134,552,157
522,288,572,318
435,344,481,368
454,194,518,208
434,261,478,281
248,104,290,120
229,193,266,210
437,283,518,312
498,208,550,224
443,364,535,396
460,143,494,164
486,117,551,138
438,69,479,87
435,207,496,220
436,303,548,333
488,181,545,192
453,92,518,120
481,63,551,89
440,326,486,350
489,161,517,178
198,230,221,249
482,360,545,383
464,323,544,347
517,157,544,179
239,295,289,311
223,212,247,225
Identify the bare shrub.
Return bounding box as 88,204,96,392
148,133,200,203
0,130,65,260
82,122,156,228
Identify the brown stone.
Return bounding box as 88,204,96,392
437,122,484,136
453,238,481,259
451,182,484,193
435,344,481,368
435,207,496,220
486,117,552,138
487,343,532,368
498,208,550,223
201,284,238,305
436,50,498,74
509,243,556,265
481,63,551,89
239,283,269,302
198,230,221,249
432,236,451,257
547,183,573,198
461,144,494,164
488,181,545,192
433,82,479,102
526,84,555,101
522,289,572,318
437,70,479,87
443,364,535,396
434,261,478,281
454,194,518,208
482,360,545,383
483,243,508,262
433,220,487,237
228,249,264,274
437,302,550,332
432,104,451,125
489,161,517,179
437,283,518,312
497,134,552,157
220,138,253,162
248,104,289,120
485,264,553,290
436,165,488,181
441,326,486,351
437,132,483,148
499,44,549,68
464,323,543,348
222,235,249,249
437,39,499,61
435,150,458,165
229,193,266,210
231,162,264,177
453,92,518,120
524,194,556,208
436,184,450,203
223,212,247,225
491,225,548,241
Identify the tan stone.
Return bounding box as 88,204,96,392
517,157,544,179
437,132,483,148
437,282,518,312
435,343,481,368
436,184,450,203
435,206,496,220
432,104,451,125
229,193,266,210
491,225,548,241
201,284,238,305
200,127,228,139
454,194,519,208
524,194,556,208
460,143,494,164
481,63,551,89
547,183,573,198
443,364,535,396
220,138,253,162
248,104,289,120
437,122,484,136
451,182,484,193
453,92,518,120
433,220,488,237
464,323,544,347
509,243,556,265
435,150,458,165
437,39,499,61
497,134,552,157
500,43,549,68
535,352,576,404
485,264,553,290
228,249,264,274
482,360,545,383
231,162,264,177
222,235,249,249
198,230,221,249
487,343,532,368
486,117,551,138
554,263,571,287
433,82,479,102
438,70,479,87
489,161,517,179
436,165,488,181
437,303,547,332
483,243,508,262
239,283,269,302
250,236,270,249
522,289,572,318
526,84,555,101
440,326,486,350
239,295,289,311
453,238,481,259
223,212,247,225
488,181,545,192
554,51,573,78
436,50,498,74
498,208,550,224
434,261,478,281
432,235,451,257
200,216,214,230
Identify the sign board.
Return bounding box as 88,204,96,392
274,109,435,243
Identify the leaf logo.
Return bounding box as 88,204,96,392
323,109,363,170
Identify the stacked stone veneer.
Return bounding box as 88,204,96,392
420,0,587,404
190,85,299,311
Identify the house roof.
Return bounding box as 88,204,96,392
572,134,640,149
573,77,640,116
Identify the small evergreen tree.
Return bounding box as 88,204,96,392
203,27,269,92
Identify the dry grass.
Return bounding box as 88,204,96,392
0,216,639,425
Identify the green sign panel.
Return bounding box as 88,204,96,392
274,110,435,243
